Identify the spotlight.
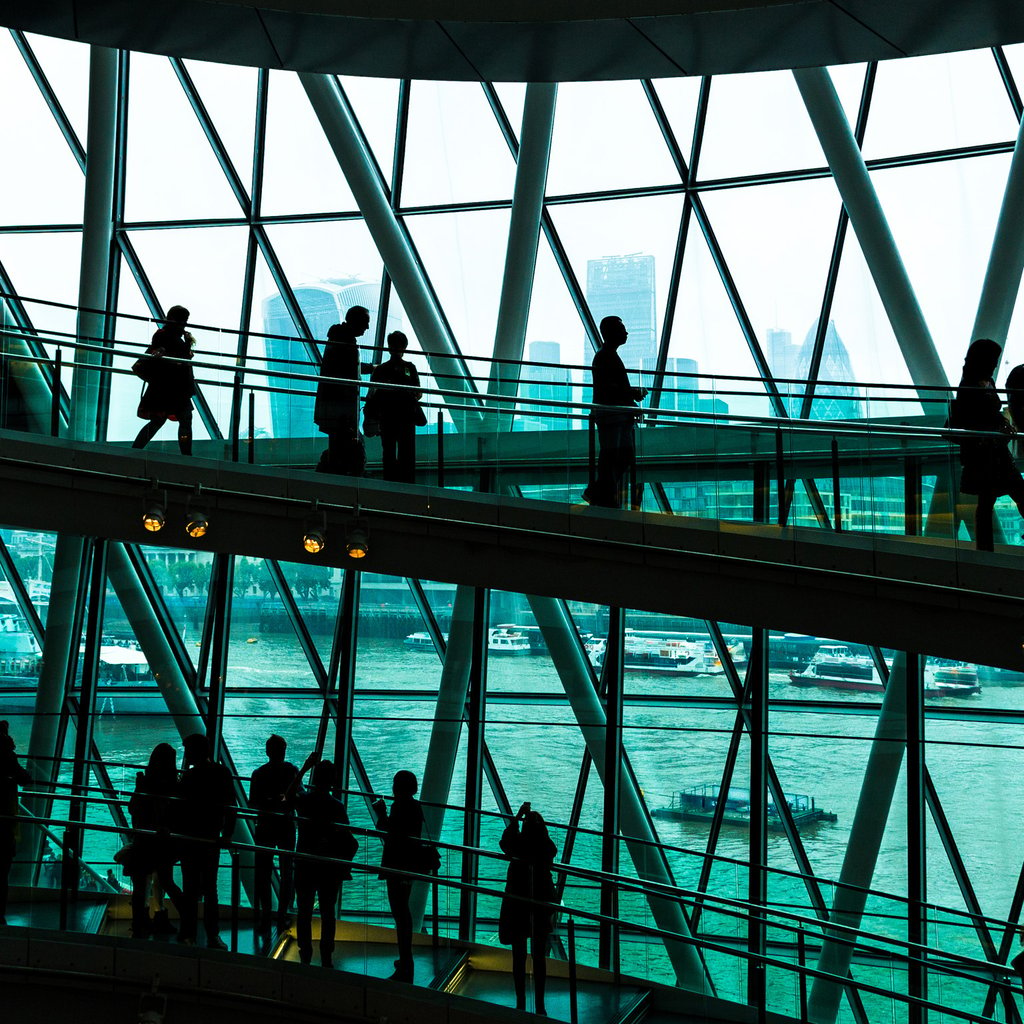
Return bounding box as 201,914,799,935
185,485,208,539
142,483,166,532
345,519,369,559
303,502,327,554
143,504,165,532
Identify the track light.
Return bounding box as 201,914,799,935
345,517,369,559
142,483,166,533
185,485,208,539
303,502,327,554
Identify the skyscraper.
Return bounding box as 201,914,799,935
517,340,574,431
796,319,863,420
262,278,402,439
586,254,657,389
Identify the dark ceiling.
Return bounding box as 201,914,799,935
0,0,1022,81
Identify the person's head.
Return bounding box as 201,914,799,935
599,315,628,348
146,742,177,779
265,734,287,763
963,338,1001,381
182,733,209,767
166,305,190,325
311,759,335,790
522,809,549,841
386,331,408,357
345,305,371,336
392,769,418,799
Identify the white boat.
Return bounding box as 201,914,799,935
588,632,710,675
489,626,531,654
404,631,442,650
926,661,981,697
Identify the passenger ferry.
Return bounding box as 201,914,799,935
653,783,837,831
404,627,530,654
587,632,709,675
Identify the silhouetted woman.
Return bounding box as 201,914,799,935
127,742,183,938
499,802,557,1015
951,338,1024,550
1006,364,1024,451
365,331,423,483
0,721,30,926
132,305,196,454
372,769,424,981
293,756,355,969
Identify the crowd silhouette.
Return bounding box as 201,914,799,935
0,730,558,1012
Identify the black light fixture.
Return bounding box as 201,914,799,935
142,482,166,533
345,510,369,560
185,485,209,539
303,501,327,554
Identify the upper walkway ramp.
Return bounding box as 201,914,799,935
2,429,1022,671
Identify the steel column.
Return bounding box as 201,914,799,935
70,45,119,443
906,652,927,1024
204,554,234,755
299,73,482,425
330,569,360,795
747,628,768,1013
459,587,489,942
529,593,708,992
794,67,949,398
808,652,910,1024
599,606,624,972
971,112,1024,352
489,83,557,426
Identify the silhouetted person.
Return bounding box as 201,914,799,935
132,305,196,455
315,305,371,475
950,339,1024,551
366,331,424,483
499,802,558,1015
127,742,184,939
1006,364,1024,455
583,315,647,509
372,769,424,982
293,755,355,969
249,734,299,944
0,721,30,926
175,733,236,948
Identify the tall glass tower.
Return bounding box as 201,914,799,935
586,254,657,389
262,279,401,439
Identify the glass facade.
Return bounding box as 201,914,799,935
2,25,1024,1024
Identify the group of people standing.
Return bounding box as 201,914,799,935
116,733,559,1008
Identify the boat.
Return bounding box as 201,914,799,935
789,644,882,692
588,631,713,676
488,626,531,654
926,661,982,697
404,631,445,650
652,783,837,831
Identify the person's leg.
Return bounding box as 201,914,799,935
386,879,414,975
178,847,200,943
380,423,399,481
590,421,619,507
253,823,273,932
130,870,151,937
975,491,997,551
200,847,223,945
531,933,549,1014
511,937,527,1010
277,821,296,930
608,421,633,508
132,417,167,449
397,425,416,483
318,875,340,967
176,407,193,456
294,868,315,964
0,832,16,924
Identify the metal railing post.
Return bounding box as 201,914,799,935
230,375,242,462
905,454,923,536
588,417,596,493
775,426,786,526
247,390,255,465
51,348,62,437
831,436,842,533
230,849,241,953
436,411,445,487
567,916,579,1024
798,929,809,1022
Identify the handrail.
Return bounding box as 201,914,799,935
0,289,964,399
6,807,1021,1024
19,773,1022,949
1,330,984,445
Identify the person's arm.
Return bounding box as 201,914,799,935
220,766,238,840
409,363,423,402
371,796,389,829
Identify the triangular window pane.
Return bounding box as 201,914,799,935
258,69,358,216
21,31,90,145
181,58,258,186
0,34,84,224
861,49,1020,161
341,75,401,190
546,80,682,196
124,53,244,221
401,81,517,207
649,76,702,168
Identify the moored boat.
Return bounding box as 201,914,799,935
789,644,881,691
653,783,837,831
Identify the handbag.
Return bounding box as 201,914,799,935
131,356,159,383
413,404,427,428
